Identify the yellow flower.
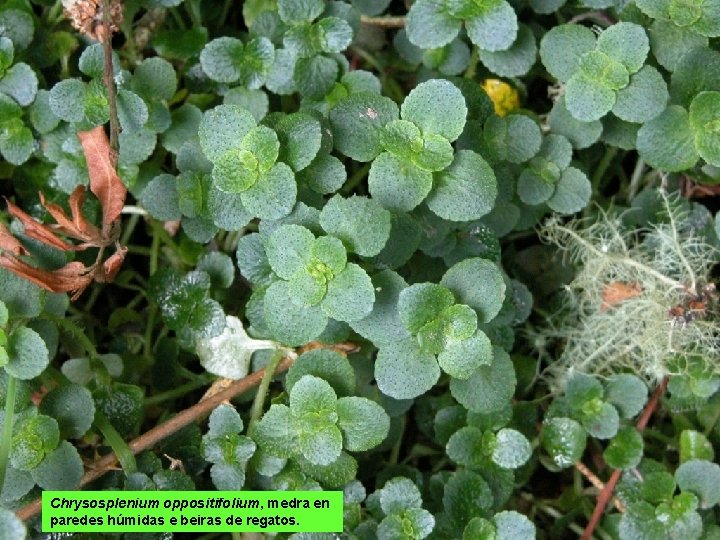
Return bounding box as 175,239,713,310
481,79,520,117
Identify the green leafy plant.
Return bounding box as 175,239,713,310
1,0,720,539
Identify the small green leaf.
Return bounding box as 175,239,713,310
689,90,720,167
484,114,542,163
31,441,83,490
380,477,423,514
491,428,532,469
368,152,434,212
612,65,669,124
406,0,461,50
578,399,619,439
375,338,440,399
679,430,715,463
337,397,390,451
427,150,497,222
278,0,324,23
39,384,95,440
596,22,649,74
493,511,536,539
49,79,86,123
254,404,297,459
549,97,603,149
263,281,328,346
322,263,375,322
398,283,456,334
438,330,493,380
676,459,720,508
541,417,586,469
605,374,648,419
603,426,643,469
300,154,346,194
465,1,518,52
637,105,699,171
450,347,516,413
132,57,177,101
547,166,591,215
240,161,297,220
479,24,537,78
401,79,467,142
329,92,399,162
320,195,391,257
0,62,37,107
350,270,411,347
0,118,33,165
199,104,257,162
266,224,316,280
441,258,506,324
275,112,322,171
540,24,596,83
6,327,49,380
116,89,149,132
286,349,355,397
140,174,181,221
648,20,708,72
565,73,616,122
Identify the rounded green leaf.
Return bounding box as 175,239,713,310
0,508,25,539
350,270,411,346
263,281,328,346
300,153,346,194
254,404,297,458
546,166,591,214
199,104,257,162
465,1,518,52
375,338,440,399
7,326,49,380
320,195,391,257
290,374,338,418
447,426,485,468
406,0,462,50
207,403,244,437
312,235,347,275
491,428,532,469
605,374,648,419
317,16,354,53
517,161,558,205
278,0,324,23
541,417,586,468
427,150,497,221
578,399,619,439
671,45,720,106
288,269,327,306
565,73,616,122
676,460,720,507
298,422,343,466
329,92,399,162
266,224,315,279
637,105,699,171
549,97,602,149
438,330,493,380
39,384,95,440
401,79,467,142
140,174,181,221
116,89,149,132
49,78,85,123
286,349,356,397
612,65,668,124
443,469,494,528
378,509,435,540
337,397,390,451
132,57,177,101
380,477,423,514
275,112,322,171
31,441,83,490
484,114,542,163
540,24,597,83
603,426,643,469
441,258,506,324
0,118,33,166
648,20,708,72
398,283,456,334
369,151,433,212
450,347,516,413
493,511,536,540
689,90,720,166
679,430,715,463
479,24,537,77
322,263,375,322
596,22,649,74
240,161,297,220
294,55,339,98
0,63,37,107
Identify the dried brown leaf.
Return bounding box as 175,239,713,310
39,187,102,246
97,245,127,283
0,223,27,256
601,281,643,311
77,126,127,235
5,198,75,251
0,255,93,299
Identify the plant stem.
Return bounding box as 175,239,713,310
360,15,405,28
464,46,479,80
144,374,215,406
101,0,120,154
581,377,669,540
591,147,618,197
94,410,138,474
626,158,645,202
247,350,285,436
0,374,17,495
16,356,297,522
341,163,370,195
44,314,98,359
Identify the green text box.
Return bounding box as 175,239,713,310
42,491,343,532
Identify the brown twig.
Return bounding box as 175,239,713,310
574,461,625,512
580,377,669,540
15,356,295,522
101,0,120,155
360,15,405,28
